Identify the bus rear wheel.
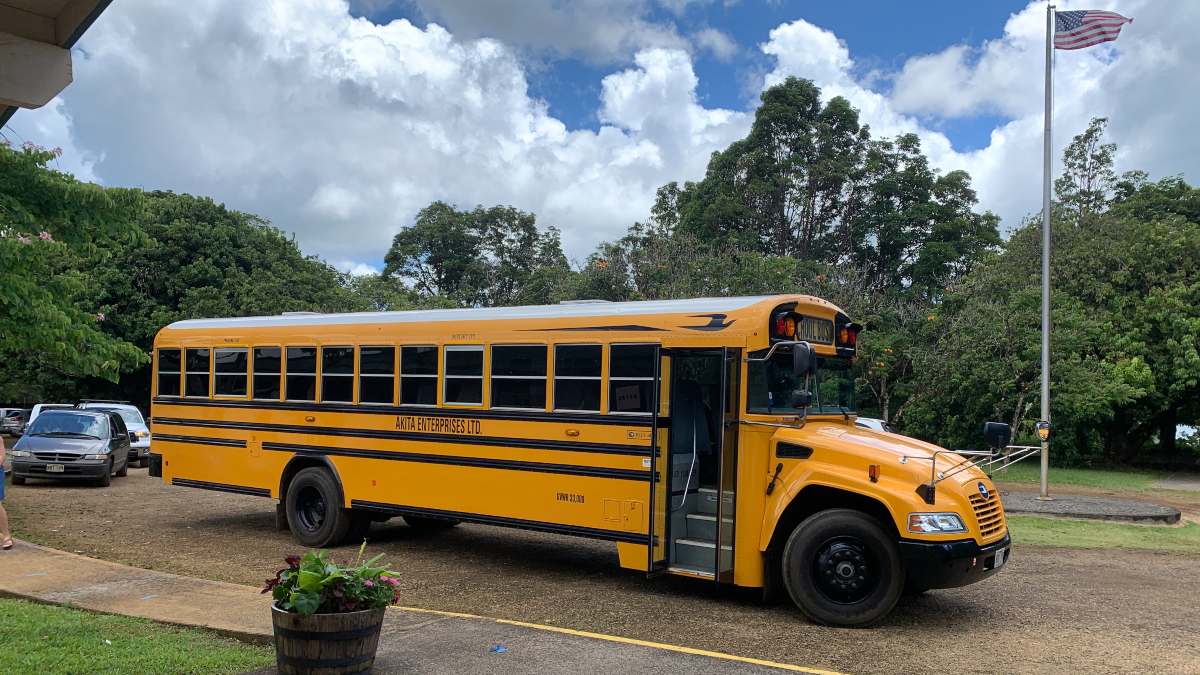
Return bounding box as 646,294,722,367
782,509,904,628
286,467,352,547
403,515,460,532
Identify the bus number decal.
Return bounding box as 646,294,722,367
395,415,482,435
557,492,585,504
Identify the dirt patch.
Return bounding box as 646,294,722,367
4,466,1199,675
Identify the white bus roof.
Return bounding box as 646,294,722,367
165,295,823,331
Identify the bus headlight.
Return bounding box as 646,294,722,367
908,513,967,534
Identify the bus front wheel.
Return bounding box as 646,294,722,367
286,467,352,547
782,509,904,628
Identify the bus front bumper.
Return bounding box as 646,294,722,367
898,532,1011,591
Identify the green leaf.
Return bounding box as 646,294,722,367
297,571,324,593
291,591,320,616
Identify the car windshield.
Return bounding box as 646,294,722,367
91,407,144,426
25,412,109,439
747,350,856,415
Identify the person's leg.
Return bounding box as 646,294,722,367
0,502,10,549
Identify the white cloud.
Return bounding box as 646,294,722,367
760,0,1191,230
10,0,748,261
9,0,1198,273
692,28,738,62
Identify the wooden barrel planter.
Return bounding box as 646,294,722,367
271,605,386,675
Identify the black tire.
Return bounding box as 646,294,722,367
342,510,373,545
403,515,460,532
782,509,904,628
285,467,351,547
96,460,112,487
115,458,128,478
11,474,26,486
137,458,149,469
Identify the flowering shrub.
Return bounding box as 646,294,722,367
263,544,400,616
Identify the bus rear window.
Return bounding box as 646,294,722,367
157,348,181,397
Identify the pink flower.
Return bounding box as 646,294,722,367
388,579,399,586
96,313,105,322
363,580,374,587
39,231,52,241
53,147,62,155
18,236,30,245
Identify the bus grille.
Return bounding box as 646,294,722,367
968,491,1006,542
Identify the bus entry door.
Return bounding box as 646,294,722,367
649,348,737,581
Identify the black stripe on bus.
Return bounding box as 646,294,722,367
263,441,650,482
153,433,247,448
151,417,652,457
351,500,652,545
152,397,653,427
172,478,271,498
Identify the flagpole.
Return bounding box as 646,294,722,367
1038,4,1055,501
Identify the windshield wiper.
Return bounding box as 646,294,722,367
33,432,102,439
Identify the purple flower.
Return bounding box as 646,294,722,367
18,236,30,245
96,313,105,322
39,231,52,241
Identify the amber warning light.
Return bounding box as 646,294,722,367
772,312,797,339
837,323,861,348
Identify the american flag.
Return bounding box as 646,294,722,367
1054,10,1133,51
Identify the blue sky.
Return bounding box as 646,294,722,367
352,1,1029,152
10,0,1192,270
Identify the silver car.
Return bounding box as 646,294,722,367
10,409,133,487
77,401,151,467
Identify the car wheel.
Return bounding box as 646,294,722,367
11,474,26,486
285,467,351,547
115,458,128,478
138,457,149,469
97,460,112,487
782,509,904,628
403,515,460,532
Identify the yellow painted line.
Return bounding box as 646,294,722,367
393,606,847,675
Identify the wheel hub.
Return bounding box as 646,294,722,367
812,537,879,604
295,486,326,532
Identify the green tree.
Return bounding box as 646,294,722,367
383,201,568,307
0,142,147,403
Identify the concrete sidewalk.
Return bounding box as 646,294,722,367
0,540,840,675
1000,490,1182,524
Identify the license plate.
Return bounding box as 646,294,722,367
46,464,65,473
994,548,1008,568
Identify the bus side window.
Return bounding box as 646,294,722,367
184,348,211,398
253,347,282,400
321,346,354,403
609,344,656,414
359,345,396,405
491,345,547,410
554,344,601,412
443,345,483,406
213,347,248,397
400,346,438,406
157,348,181,397
286,347,317,401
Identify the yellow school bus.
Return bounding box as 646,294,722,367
149,294,1011,626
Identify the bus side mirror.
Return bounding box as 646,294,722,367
983,422,1011,450
789,390,812,410
792,342,817,378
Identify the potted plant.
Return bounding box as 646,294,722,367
263,544,401,675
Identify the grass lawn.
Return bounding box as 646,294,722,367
991,463,1169,491
1008,515,1200,555
0,599,273,675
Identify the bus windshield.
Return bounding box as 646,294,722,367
747,350,856,415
